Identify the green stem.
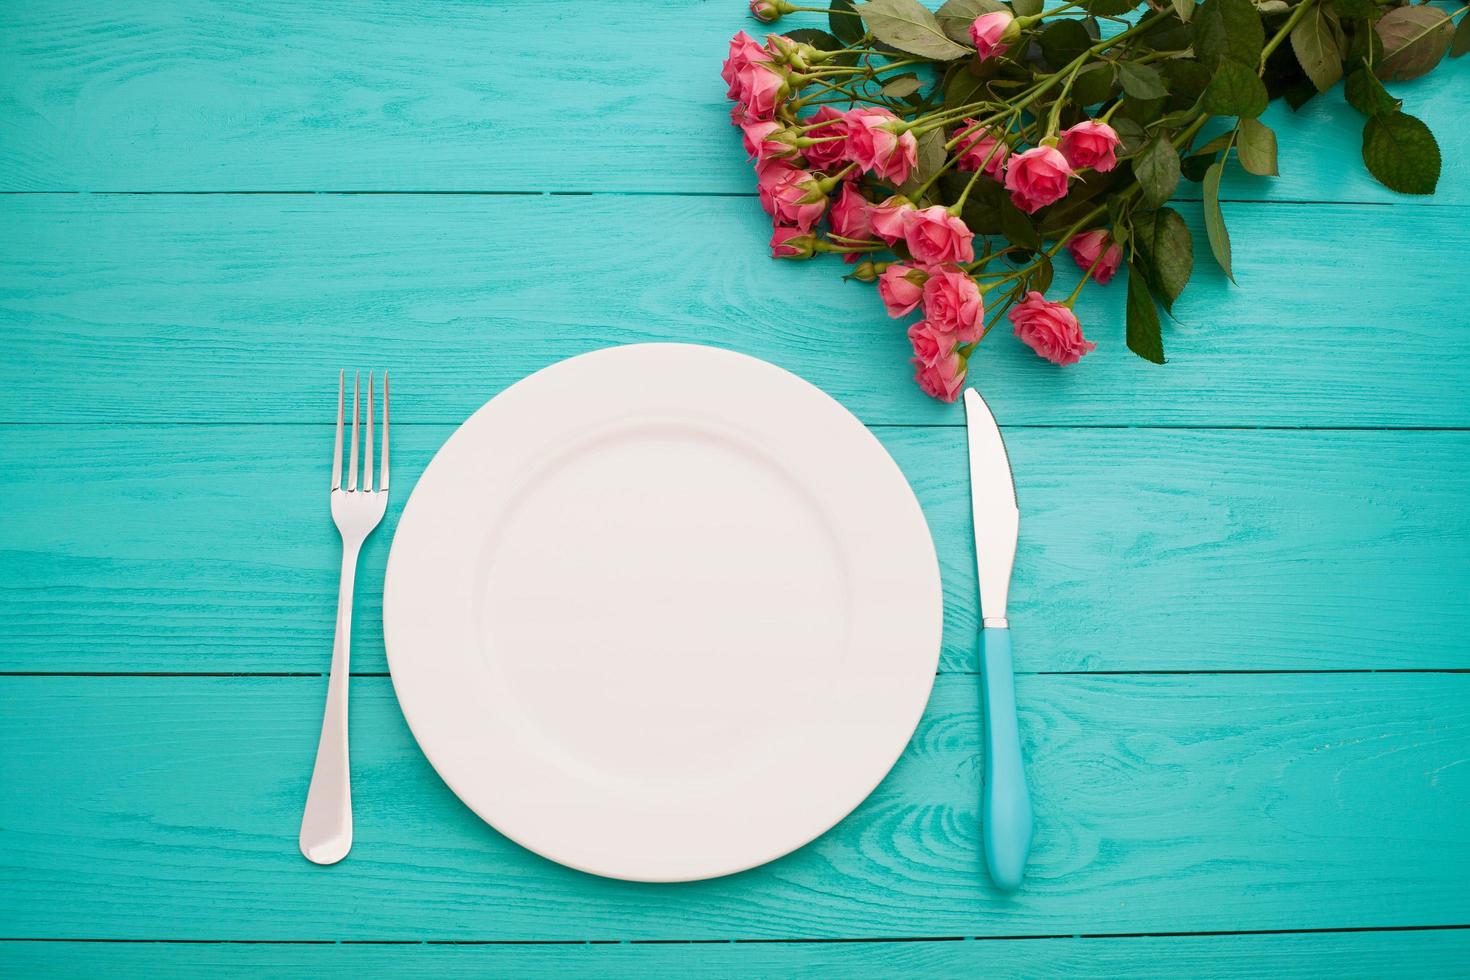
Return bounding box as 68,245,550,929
1259,0,1315,73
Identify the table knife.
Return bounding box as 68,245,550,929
964,387,1033,892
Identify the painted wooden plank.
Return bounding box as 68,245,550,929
1,2,1465,203
3,196,1469,427
4,931,1469,979
2,425,1465,675
1,673,1465,939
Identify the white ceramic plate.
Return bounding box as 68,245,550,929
384,344,941,881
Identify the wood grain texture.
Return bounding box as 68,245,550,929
3,195,1469,427
1,673,1466,940
1,1,1465,202
2,425,1465,674
4,931,1469,978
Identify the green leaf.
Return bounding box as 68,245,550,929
1151,207,1194,308
830,0,867,45
785,28,844,49
857,0,974,60
1344,67,1400,117
1028,252,1055,294
1160,58,1212,110
881,73,925,98
1171,0,1196,24
1071,62,1117,105
944,63,991,108
899,127,950,199
1235,117,1278,175
935,0,1008,44
1291,3,1346,93
1375,5,1453,81
1202,160,1234,281
999,192,1043,249
1202,56,1269,117
1362,110,1441,194
1118,61,1168,99
1134,132,1182,207
1454,10,1470,58
1039,18,1093,69
1012,0,1045,15
1126,261,1167,363
1180,152,1214,182
1193,0,1265,68
1330,0,1379,20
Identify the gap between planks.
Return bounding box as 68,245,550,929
2,923,1467,945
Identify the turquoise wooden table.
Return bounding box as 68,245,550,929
3,1,1468,976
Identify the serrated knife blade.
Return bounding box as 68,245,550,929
964,387,1033,893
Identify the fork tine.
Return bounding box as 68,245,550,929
348,371,360,491
364,371,375,492
331,370,344,491
380,372,390,492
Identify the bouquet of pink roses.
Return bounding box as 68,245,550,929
725,0,1463,399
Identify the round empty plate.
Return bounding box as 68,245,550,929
384,344,941,881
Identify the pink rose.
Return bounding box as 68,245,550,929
902,205,975,265
913,350,967,402
843,107,918,184
829,182,874,243
799,106,850,171
954,120,1009,178
1067,229,1123,285
922,266,985,342
1059,120,1121,173
969,11,1015,60
1008,291,1096,365
878,263,929,317
908,320,957,367
722,32,773,100
735,61,785,120
740,120,787,163
758,166,826,231
770,226,815,259
1003,145,1074,214
868,195,915,244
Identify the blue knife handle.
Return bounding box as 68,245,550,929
980,626,1032,892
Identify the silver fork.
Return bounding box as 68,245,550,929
300,370,389,865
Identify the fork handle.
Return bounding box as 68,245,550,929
300,542,360,865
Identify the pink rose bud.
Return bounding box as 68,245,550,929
1003,145,1074,214
954,120,1010,178
843,107,919,185
741,120,789,163
907,319,958,367
921,266,985,343
758,165,827,231
1008,291,1097,365
878,263,929,317
721,31,774,101
770,226,815,259
735,61,787,120
868,195,916,244
968,11,1016,61
913,350,967,402
902,205,976,265
828,182,875,243
749,0,794,23
799,106,850,171
1067,229,1123,285
1059,120,1122,173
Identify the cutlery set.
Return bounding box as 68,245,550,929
298,352,1032,890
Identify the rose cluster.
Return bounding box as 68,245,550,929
722,12,1117,400
725,0,1454,398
